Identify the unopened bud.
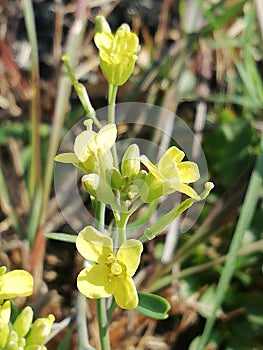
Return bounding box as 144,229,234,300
13,306,33,338
95,16,111,34
25,314,55,346
121,144,140,179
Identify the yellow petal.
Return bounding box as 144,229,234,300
159,146,185,169
177,161,200,183
77,266,115,299
117,240,143,277
76,226,113,263
0,270,33,299
54,153,79,164
114,276,138,309
173,183,200,200
94,32,114,51
96,123,117,152
0,301,11,323
140,155,161,180
74,130,96,162
115,31,139,54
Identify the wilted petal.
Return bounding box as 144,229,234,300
0,270,33,299
114,277,138,309
77,265,115,299
76,226,113,263
117,240,143,277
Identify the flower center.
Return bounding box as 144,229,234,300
110,262,122,276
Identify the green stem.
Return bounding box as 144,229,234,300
62,56,102,129
22,0,42,197
116,213,129,245
108,84,118,124
198,131,263,348
96,298,111,350
77,292,95,350
95,201,111,350
107,84,118,168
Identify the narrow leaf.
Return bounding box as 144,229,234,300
45,232,76,244
136,292,170,320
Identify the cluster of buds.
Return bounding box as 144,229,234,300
0,266,55,349
0,301,54,350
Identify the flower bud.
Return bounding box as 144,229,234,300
121,144,140,179
25,314,55,346
107,168,122,189
13,306,33,338
0,318,9,348
95,16,111,34
0,300,11,323
82,174,99,197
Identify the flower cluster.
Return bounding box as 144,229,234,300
76,226,143,309
56,122,200,210
0,266,54,349
0,300,54,350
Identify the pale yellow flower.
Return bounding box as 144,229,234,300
140,146,200,202
76,226,143,309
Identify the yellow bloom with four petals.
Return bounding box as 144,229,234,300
140,146,200,202
76,226,143,309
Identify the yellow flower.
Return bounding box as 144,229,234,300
76,226,143,309
140,146,200,202
94,19,139,86
55,122,117,175
0,266,33,302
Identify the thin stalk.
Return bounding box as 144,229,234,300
108,84,118,124
107,84,118,168
95,201,111,350
115,212,129,245
96,298,111,350
77,292,95,350
40,0,89,226
22,0,42,197
198,131,263,348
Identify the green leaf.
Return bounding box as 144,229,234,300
136,292,170,320
45,232,76,243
